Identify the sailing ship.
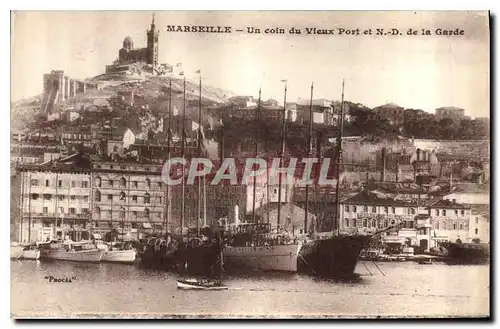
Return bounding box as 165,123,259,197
298,81,371,278
221,86,303,273
38,240,103,263
438,241,490,265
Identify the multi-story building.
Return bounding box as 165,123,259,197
17,154,92,243
429,199,472,244
434,106,465,122
91,160,166,238
373,103,405,126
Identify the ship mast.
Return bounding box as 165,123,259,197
304,82,314,235
251,89,261,224
334,80,345,233
277,80,287,229
180,74,186,238
197,72,202,236
164,77,172,236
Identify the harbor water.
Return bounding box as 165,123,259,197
11,260,489,318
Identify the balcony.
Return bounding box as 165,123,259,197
24,212,91,219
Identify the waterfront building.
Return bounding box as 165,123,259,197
429,199,472,244
90,160,166,238
17,153,92,243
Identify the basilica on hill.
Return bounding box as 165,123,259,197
117,14,159,67
104,14,164,76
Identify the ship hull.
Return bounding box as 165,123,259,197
298,235,370,278
223,243,303,272
102,249,136,264
41,249,103,263
10,245,24,260
439,242,490,265
21,249,40,260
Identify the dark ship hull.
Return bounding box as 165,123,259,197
439,242,490,265
298,234,371,278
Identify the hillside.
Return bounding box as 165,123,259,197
10,72,236,131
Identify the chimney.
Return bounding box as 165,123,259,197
380,147,386,182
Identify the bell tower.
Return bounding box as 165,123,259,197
147,13,159,67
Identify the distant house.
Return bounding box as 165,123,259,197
123,128,137,149
373,103,404,126
434,106,465,122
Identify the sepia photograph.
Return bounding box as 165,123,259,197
9,10,490,319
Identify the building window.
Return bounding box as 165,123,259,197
411,208,416,215
71,181,77,188
384,206,388,214
352,206,357,213
43,207,48,214
363,219,367,227
70,195,76,200
82,181,88,188
345,205,350,212
372,219,376,228
453,222,457,230
476,218,479,224
82,208,89,214
443,210,447,216
459,222,464,230
96,177,102,187
109,180,114,187
352,219,356,227
436,209,440,216
146,178,151,188
461,210,465,216
95,190,101,202
120,177,127,187
144,208,150,218
157,182,162,189
30,179,38,186
132,195,138,203
69,208,76,214
83,196,89,202
132,211,137,220
94,206,101,218
107,194,113,201
157,196,162,204
372,207,376,213
144,193,150,204
455,210,459,216
392,207,396,214
46,179,50,187
475,228,478,235
408,221,415,229
119,191,126,201
119,208,125,219
384,220,389,227
132,181,138,188
43,194,52,200
363,206,368,212
345,218,349,227
58,195,64,201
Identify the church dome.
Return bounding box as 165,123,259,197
123,36,134,50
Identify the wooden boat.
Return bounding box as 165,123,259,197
96,241,137,264
10,243,24,260
177,277,228,291
21,244,40,260
38,240,103,263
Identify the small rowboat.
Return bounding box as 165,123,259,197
177,278,228,291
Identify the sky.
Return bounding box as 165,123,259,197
11,11,490,117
